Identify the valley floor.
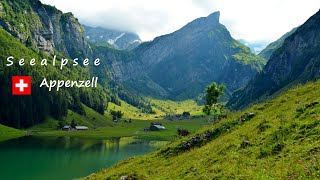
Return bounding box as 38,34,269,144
31,118,208,141
23,98,205,141
82,80,320,179
0,99,205,142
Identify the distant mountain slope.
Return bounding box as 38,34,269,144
259,27,297,60
227,10,320,110
84,79,320,180
83,25,141,50
238,39,267,54
112,12,266,100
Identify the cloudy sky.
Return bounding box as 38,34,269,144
40,0,320,46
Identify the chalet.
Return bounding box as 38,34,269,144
154,125,166,130
62,125,89,131
143,122,166,131
150,124,166,131
62,126,71,131
152,122,162,126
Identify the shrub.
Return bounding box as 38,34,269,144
177,128,191,137
110,110,124,120
182,112,190,117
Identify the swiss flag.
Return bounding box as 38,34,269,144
12,76,31,95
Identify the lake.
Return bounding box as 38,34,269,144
0,136,167,180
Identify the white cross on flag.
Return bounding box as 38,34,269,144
12,76,31,95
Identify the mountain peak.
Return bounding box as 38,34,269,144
183,11,221,30
207,11,220,23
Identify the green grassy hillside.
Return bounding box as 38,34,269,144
107,98,203,120
29,104,113,131
0,124,26,142
84,80,320,179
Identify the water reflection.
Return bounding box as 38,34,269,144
0,136,167,180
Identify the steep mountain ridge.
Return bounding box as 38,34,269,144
227,10,320,110
111,12,266,100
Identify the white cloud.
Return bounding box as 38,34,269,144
40,0,320,45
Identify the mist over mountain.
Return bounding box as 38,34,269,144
83,25,141,50
237,39,268,54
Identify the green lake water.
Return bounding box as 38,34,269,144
0,136,167,180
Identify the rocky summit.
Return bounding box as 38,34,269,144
109,11,266,100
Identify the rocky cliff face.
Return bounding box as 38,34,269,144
45,6,92,58
111,12,266,100
227,10,320,110
0,0,91,58
83,25,141,50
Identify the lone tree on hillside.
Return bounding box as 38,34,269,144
203,82,225,116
